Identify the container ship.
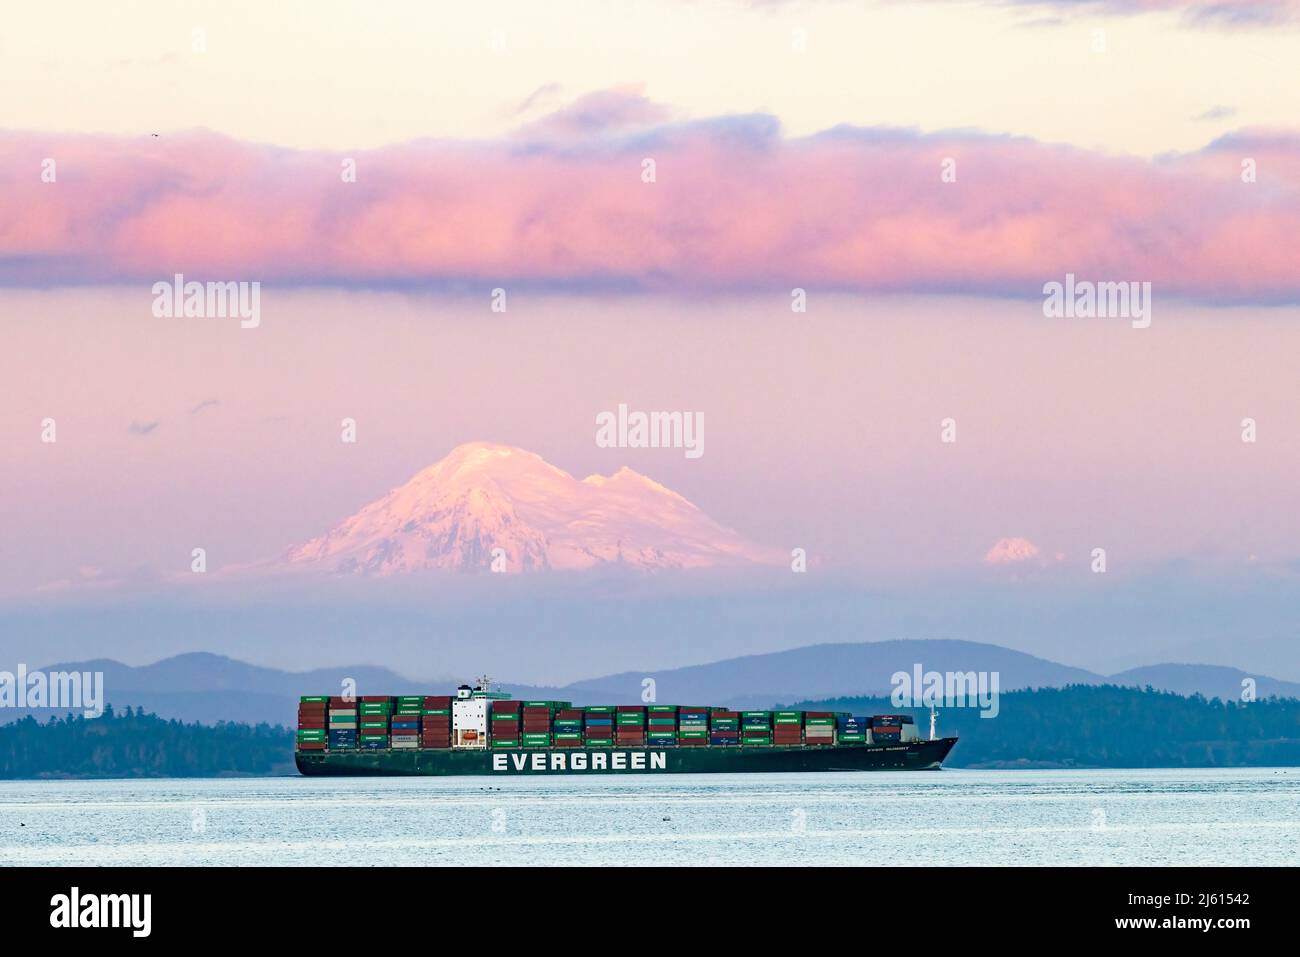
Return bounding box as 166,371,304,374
295,679,957,776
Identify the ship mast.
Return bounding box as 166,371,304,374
929,706,938,741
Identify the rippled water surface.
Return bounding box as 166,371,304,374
2,768,1297,866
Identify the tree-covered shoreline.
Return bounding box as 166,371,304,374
1,686,1298,778
0,706,295,779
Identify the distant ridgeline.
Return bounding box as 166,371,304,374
791,684,1300,769
2,686,1298,777
0,706,294,779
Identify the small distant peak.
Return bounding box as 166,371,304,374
583,465,683,500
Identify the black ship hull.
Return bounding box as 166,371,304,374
296,737,958,776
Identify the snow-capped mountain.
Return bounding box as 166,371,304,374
277,442,778,574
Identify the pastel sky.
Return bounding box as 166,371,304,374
2,1,1297,680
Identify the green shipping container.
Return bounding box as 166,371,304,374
423,708,451,716
648,705,676,713
585,739,613,747
299,695,329,703
490,740,520,748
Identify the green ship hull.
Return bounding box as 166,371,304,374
296,737,958,776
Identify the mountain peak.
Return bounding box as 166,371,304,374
277,443,777,575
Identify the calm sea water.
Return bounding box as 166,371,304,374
2,768,1297,866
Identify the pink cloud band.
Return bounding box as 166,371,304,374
2,112,1298,302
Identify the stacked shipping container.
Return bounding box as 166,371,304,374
803,711,835,746
297,696,327,751
773,711,804,747
489,700,521,748
709,710,740,746
584,706,614,747
837,714,867,743
294,692,904,752
553,708,583,747
359,695,391,749
741,711,771,746
328,696,357,750
647,705,677,746
615,706,646,748
421,696,452,749
867,714,913,744
522,701,558,748
678,707,709,747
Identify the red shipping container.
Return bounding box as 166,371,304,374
423,696,452,706
360,695,391,703
297,742,326,750
327,696,354,707
297,719,327,730
555,710,582,720
615,705,646,713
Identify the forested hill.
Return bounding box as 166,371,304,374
0,707,294,778
792,684,1300,769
